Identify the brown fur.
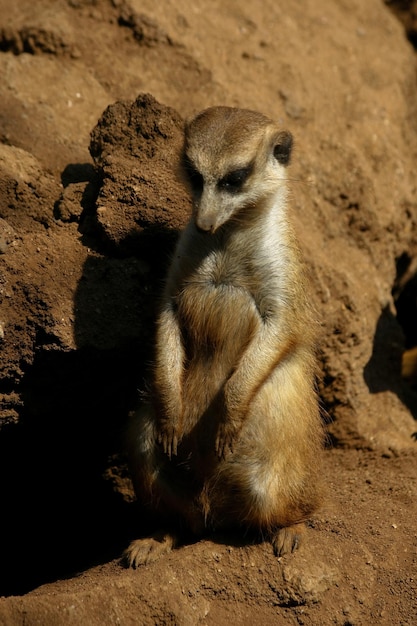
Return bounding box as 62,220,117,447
124,106,323,567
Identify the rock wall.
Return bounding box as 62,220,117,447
0,0,416,599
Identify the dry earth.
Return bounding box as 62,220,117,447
0,1,417,625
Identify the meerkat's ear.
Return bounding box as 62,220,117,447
272,130,293,166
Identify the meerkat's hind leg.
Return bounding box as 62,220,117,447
271,522,306,557
123,530,179,568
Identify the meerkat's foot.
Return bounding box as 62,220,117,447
123,530,178,568
271,522,305,557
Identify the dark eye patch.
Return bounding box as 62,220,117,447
218,165,252,193
183,155,204,195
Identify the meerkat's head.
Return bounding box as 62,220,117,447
183,106,293,233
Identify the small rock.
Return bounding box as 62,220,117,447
277,559,338,605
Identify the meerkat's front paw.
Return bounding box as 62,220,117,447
157,422,182,458
215,419,241,458
123,531,178,568
271,523,305,557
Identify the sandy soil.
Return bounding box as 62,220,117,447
0,1,417,625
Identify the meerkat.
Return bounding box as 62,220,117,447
124,106,323,567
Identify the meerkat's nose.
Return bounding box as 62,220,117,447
195,216,216,233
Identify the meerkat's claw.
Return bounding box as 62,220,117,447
157,427,179,459
215,422,237,458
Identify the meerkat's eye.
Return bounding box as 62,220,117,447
218,166,252,193
183,156,204,196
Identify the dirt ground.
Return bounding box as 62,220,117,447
0,1,417,625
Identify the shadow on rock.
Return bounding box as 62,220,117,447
0,230,172,596
0,348,139,596
364,305,417,422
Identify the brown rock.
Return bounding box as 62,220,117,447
89,92,191,257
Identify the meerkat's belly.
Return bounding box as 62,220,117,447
177,279,259,418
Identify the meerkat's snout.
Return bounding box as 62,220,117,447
191,165,255,233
